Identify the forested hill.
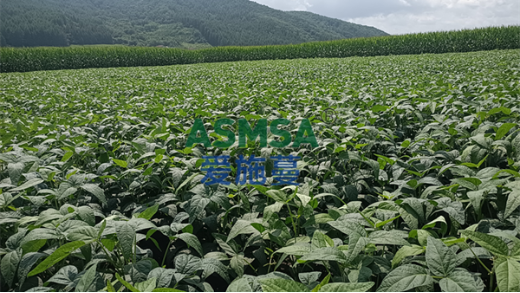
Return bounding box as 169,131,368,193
0,0,388,48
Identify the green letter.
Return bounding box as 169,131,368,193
292,119,318,148
269,118,291,148
186,119,211,147
238,118,267,148
213,118,236,149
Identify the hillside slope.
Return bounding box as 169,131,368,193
0,0,388,48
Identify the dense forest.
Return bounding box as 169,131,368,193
0,0,388,48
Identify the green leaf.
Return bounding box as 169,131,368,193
117,222,136,261
439,269,481,292
202,258,230,283
61,151,74,162
107,280,116,292
259,278,310,292
496,123,516,140
8,162,24,185
276,243,312,256
137,204,159,220
75,264,97,292
371,105,388,113
1,249,21,287
28,241,86,276
116,273,139,292
504,189,520,219
177,233,204,257
135,278,157,292
496,258,520,292
392,245,425,268
46,265,78,285
227,220,257,242
174,254,201,275
368,230,410,246
311,274,330,292
319,282,374,292
81,184,107,205
227,277,254,292
266,190,287,202
112,159,128,168
425,237,457,277
17,252,46,285
377,264,434,292
311,231,334,250
153,288,185,292
328,220,367,239
300,247,347,263
461,230,509,256
11,178,44,192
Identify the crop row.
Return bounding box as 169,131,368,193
1,26,519,73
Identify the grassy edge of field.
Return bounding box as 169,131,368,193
1,25,519,73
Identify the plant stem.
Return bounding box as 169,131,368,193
468,246,492,274
286,202,298,237
489,268,494,292
161,240,173,267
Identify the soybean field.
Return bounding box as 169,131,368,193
0,49,520,292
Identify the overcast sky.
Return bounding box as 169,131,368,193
250,0,519,35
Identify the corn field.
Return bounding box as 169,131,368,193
1,26,519,73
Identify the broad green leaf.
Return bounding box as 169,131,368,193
117,222,136,261
311,231,334,250
17,252,46,285
135,278,157,292
300,247,347,263
496,123,516,140
174,254,201,275
177,233,204,257
263,202,284,222
112,159,128,168
47,265,78,285
137,204,159,220
227,276,254,292
392,245,425,268
227,220,257,242
319,282,374,292
116,273,139,292
425,237,457,277
28,241,86,276
311,273,330,292
496,258,520,292
461,230,509,256
504,189,520,219
439,269,481,292
368,230,410,246
75,264,97,292
276,243,312,256
377,264,434,292
371,105,388,113
259,278,310,292
81,184,107,205
202,258,230,283
266,190,287,202
1,249,21,287
328,220,367,239
11,178,43,192
61,151,74,162
8,162,24,185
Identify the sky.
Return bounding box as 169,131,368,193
249,0,519,35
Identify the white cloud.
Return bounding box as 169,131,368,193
250,0,520,34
